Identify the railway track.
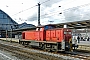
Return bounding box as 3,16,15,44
0,44,41,60
64,51,90,60
0,40,90,60
0,42,64,60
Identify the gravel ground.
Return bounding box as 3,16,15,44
0,50,21,60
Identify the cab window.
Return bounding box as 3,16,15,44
44,25,55,30
64,31,71,34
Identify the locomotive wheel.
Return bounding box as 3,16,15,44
39,43,45,50
51,45,57,52
44,44,51,52
42,43,45,50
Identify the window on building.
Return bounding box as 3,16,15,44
3,15,7,19
0,14,3,19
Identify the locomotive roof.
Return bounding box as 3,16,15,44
36,24,56,28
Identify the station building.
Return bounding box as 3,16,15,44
0,9,35,38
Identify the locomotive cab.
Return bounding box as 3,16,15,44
63,29,72,51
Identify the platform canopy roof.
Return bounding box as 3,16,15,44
54,20,90,29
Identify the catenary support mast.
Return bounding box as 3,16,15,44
38,3,41,26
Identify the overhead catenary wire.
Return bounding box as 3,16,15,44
40,0,50,4
63,2,90,11
25,11,60,21
40,0,77,12
12,5,37,16
40,2,90,18
12,0,50,16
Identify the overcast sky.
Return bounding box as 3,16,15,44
0,0,90,26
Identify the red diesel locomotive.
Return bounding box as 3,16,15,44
19,24,74,51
